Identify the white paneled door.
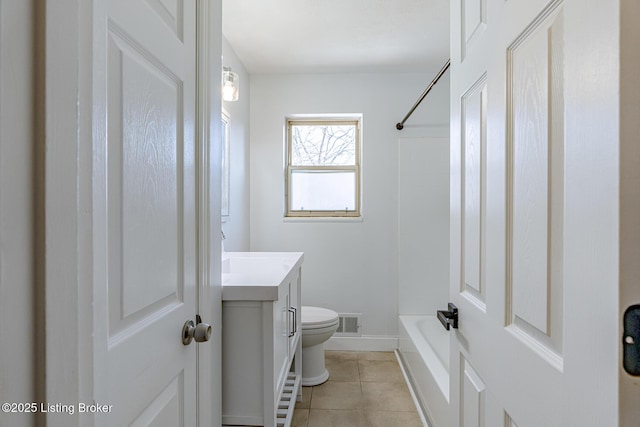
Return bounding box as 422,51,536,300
92,0,203,425
449,0,636,425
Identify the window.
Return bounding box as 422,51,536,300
286,117,361,217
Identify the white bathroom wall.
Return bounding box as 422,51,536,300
221,38,251,251
398,137,450,316
249,72,449,341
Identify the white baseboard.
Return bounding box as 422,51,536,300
325,335,399,352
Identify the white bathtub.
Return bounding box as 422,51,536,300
398,315,450,427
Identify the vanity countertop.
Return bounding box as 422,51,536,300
221,251,304,301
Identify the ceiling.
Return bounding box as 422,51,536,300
222,0,450,74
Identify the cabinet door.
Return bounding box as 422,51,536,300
272,287,290,399
288,268,301,357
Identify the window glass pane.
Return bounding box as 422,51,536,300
290,124,356,166
290,170,356,211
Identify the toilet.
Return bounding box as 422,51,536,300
301,306,339,386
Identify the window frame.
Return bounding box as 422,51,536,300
285,117,362,218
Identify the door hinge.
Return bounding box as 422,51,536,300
623,304,640,376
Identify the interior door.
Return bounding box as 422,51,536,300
92,0,201,425
449,0,624,425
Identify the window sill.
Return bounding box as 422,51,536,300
283,216,364,223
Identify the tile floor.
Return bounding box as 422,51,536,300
291,351,424,427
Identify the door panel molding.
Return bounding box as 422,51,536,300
461,0,487,61
129,373,184,426
461,357,486,427
107,24,186,334
144,0,184,41
461,74,488,310
504,411,519,427
505,0,564,360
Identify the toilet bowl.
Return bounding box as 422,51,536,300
301,306,339,386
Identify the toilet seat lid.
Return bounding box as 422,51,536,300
301,306,339,327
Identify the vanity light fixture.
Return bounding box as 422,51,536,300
222,66,239,102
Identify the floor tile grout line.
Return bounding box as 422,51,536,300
306,386,312,427
294,351,422,426
357,357,364,399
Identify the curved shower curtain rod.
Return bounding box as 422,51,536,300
396,59,450,130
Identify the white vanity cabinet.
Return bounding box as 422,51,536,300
221,252,303,427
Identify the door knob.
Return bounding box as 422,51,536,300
182,315,212,345
437,303,459,330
